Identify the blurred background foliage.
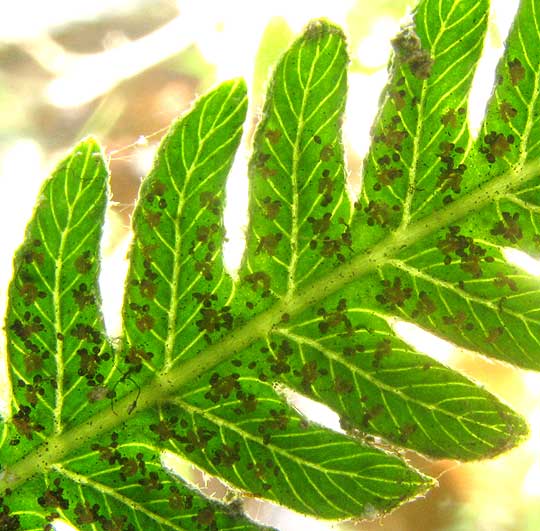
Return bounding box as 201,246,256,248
1,1,540,530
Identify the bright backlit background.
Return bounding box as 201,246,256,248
1,1,540,530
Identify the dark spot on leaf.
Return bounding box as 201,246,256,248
213,442,241,466
18,375,46,407
318,299,354,335
260,166,277,178
261,196,282,220
267,339,293,375
441,109,457,128
139,278,157,300
18,282,46,306
480,131,514,162
136,314,155,332
75,251,93,274
75,502,101,525
168,487,193,510
364,200,391,227
145,211,161,228
409,51,433,79
376,277,412,308
443,311,473,331
258,409,289,439
499,101,517,122
138,471,163,492
399,423,417,443
265,129,281,145
73,283,95,310
125,346,153,373
308,212,331,234
150,417,181,442
12,406,44,439
24,353,44,373
375,167,403,188
205,372,240,402
196,224,219,243
490,212,523,243
194,292,218,308
319,144,334,161
196,306,233,338
508,58,525,85
200,191,221,216
71,323,101,344
486,327,504,344
245,271,271,297
343,344,365,357
334,376,353,394
22,248,44,266
152,180,166,196
390,89,406,111
195,507,215,527
298,360,318,391
38,478,69,510
412,291,436,317
374,125,407,151
195,252,214,281
318,173,334,206
10,314,44,340
0,501,20,531
391,27,433,79
87,385,110,402
180,428,215,453
373,339,392,368
362,404,384,427
494,272,518,292
256,233,282,256
437,226,487,277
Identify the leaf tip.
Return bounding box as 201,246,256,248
78,135,103,154
373,467,436,520
219,77,248,97
71,136,107,168
495,409,530,456
303,18,346,41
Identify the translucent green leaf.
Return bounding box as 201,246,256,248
470,0,540,186
239,20,353,309
271,289,528,459
344,0,540,372
2,138,113,465
353,0,489,246
122,78,247,375
1,444,271,531
2,3,540,530
151,377,430,519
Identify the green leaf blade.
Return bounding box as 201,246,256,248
472,0,540,181
149,377,431,520
240,19,352,310
269,291,528,460
3,5,540,528
122,79,248,377
354,0,489,247
3,138,112,462
384,235,540,371
1,444,272,531
459,0,540,261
